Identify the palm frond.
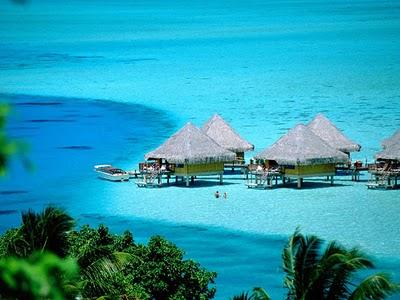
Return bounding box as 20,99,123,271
282,227,303,296
252,287,271,300
82,251,138,297
294,234,323,299
230,291,253,300
349,273,400,300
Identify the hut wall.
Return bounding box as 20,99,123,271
174,162,224,176
283,163,336,177
235,152,245,163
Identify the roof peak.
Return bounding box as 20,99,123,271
144,122,235,163
202,114,254,152
307,113,361,152
255,123,348,165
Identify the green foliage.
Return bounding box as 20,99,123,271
232,228,399,300
0,104,16,176
0,251,79,300
126,235,217,300
0,208,217,299
0,103,31,177
281,228,399,300
231,291,252,300
230,288,271,300
67,225,217,299
1,206,74,258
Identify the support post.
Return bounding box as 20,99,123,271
191,176,194,183
186,176,189,187
283,177,286,185
219,174,223,185
330,176,334,186
297,177,302,189
167,175,170,185
175,176,178,183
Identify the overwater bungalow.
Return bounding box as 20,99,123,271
202,114,254,166
253,124,348,188
368,141,400,189
381,129,400,149
307,113,361,155
142,122,235,187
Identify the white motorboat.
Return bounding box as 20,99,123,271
94,164,130,181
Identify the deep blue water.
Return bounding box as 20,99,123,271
1,94,399,299
0,94,175,229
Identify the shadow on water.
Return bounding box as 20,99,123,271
76,213,287,299
57,145,93,150
161,179,238,189
0,210,18,215
0,190,29,195
75,213,400,299
276,181,350,190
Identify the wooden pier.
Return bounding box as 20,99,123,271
367,169,400,189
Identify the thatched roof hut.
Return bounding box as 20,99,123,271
202,114,254,152
254,124,349,165
376,142,400,161
382,129,400,149
307,113,361,153
145,122,236,164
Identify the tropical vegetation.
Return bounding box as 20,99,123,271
233,228,399,300
0,207,217,299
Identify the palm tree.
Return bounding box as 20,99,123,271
7,206,74,257
282,228,399,300
231,287,271,300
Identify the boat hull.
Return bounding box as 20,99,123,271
96,171,129,181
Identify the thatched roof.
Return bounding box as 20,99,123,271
376,142,400,161
202,114,254,152
381,129,400,149
254,124,349,165
145,122,236,164
307,113,361,153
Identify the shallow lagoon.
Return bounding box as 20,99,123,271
1,0,400,298
1,94,400,299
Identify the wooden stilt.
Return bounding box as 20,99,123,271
330,176,334,186
297,178,302,189
191,176,194,183
167,175,170,185
283,177,286,185
186,176,189,187
219,174,223,185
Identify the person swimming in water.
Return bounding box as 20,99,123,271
214,191,220,198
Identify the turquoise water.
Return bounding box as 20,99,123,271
1,0,400,298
